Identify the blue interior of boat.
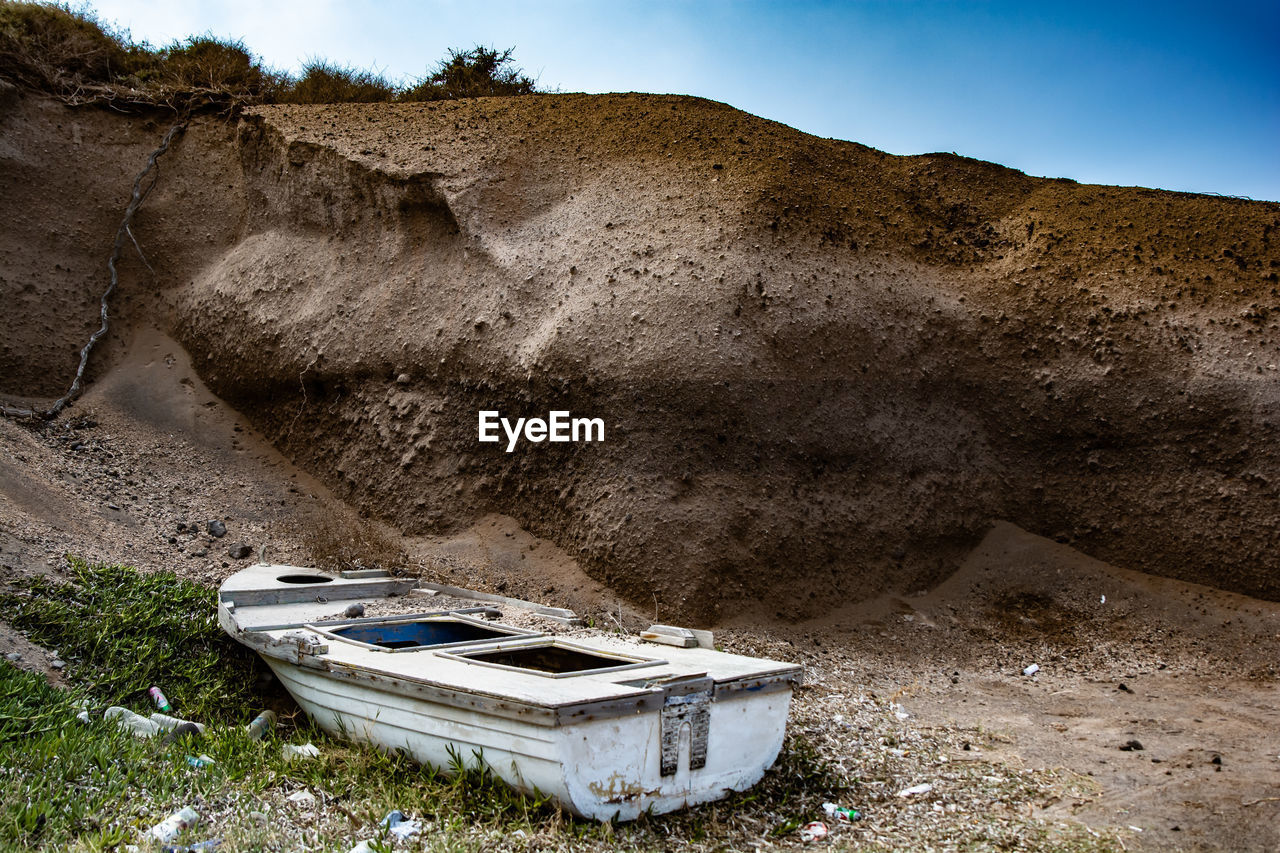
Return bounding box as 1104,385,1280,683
331,618,517,649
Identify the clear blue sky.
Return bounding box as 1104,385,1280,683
88,0,1279,200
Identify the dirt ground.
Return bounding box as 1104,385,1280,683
1,328,1276,851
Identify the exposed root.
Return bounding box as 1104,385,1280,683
1,120,187,421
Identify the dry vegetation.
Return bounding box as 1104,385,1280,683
0,1,539,110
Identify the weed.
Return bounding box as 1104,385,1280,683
279,58,396,104
295,507,406,572
400,45,538,102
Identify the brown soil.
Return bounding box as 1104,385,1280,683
1,89,1278,849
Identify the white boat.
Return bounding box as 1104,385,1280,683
217,563,802,821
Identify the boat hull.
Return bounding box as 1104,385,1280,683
265,657,793,821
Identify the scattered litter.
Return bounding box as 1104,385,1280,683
381,809,423,840
186,754,215,768
1128,825,1143,832
1100,594,1106,604
149,807,200,842
890,702,910,720
822,802,861,823
282,742,321,761
152,713,206,735
798,821,828,842
246,710,276,741
75,710,91,724
161,722,204,745
286,790,316,808
161,839,220,853
897,783,934,798
150,685,173,712
1023,664,1040,676
105,706,161,737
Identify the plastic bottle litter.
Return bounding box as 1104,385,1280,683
822,802,861,823
149,807,200,842
186,754,216,768
381,809,423,841
245,710,276,741
105,706,162,738
149,686,173,713
799,821,829,842
897,782,934,798
152,714,207,735
1023,663,1040,676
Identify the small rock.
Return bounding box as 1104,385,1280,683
1119,739,1144,751
51,659,66,670
191,549,207,558
1211,754,1222,765
248,811,268,825
395,373,411,385
1118,683,1134,694
108,503,120,511
4,652,21,662
207,520,227,538
228,543,252,560
343,603,365,618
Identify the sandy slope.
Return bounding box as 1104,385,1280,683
3,91,1277,622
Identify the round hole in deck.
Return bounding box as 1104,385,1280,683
276,573,334,584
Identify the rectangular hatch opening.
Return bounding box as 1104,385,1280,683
329,617,527,650
447,640,661,677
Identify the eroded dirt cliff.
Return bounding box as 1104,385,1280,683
3,91,1278,622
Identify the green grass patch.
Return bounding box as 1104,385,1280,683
0,558,267,723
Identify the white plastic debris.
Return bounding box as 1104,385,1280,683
286,790,317,808
105,706,161,737
897,783,934,797
1023,663,1040,676
282,742,321,761
149,807,199,842
348,843,375,853
1100,594,1106,604
799,821,829,842
381,810,422,841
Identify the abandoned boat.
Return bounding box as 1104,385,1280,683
217,563,802,821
